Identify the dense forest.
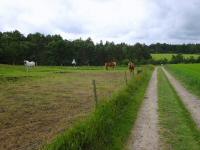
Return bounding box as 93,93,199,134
0,30,200,65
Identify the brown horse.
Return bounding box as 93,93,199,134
128,62,135,73
105,61,117,70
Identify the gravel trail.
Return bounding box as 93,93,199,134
127,68,159,150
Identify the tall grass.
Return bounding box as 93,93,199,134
43,66,153,150
166,64,200,98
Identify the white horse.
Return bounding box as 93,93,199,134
72,59,76,67
24,60,35,71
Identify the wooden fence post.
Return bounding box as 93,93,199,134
92,80,98,107
124,71,128,85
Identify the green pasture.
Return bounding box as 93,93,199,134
151,53,200,61
0,64,128,78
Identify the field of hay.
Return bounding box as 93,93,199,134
0,65,128,150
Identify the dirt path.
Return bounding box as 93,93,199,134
127,68,159,150
162,67,200,128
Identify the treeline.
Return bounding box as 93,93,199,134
0,30,151,66
149,43,200,54
0,30,200,66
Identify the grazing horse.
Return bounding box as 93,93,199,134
24,60,35,71
72,59,76,67
105,61,117,70
128,62,135,74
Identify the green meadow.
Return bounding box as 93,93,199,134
151,53,200,61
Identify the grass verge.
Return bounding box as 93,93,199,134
158,68,200,150
43,66,153,150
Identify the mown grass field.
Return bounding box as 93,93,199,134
151,53,200,61
0,64,130,150
158,68,200,149
166,64,200,98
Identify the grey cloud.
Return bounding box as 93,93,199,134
132,0,200,43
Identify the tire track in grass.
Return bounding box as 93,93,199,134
158,68,200,150
162,67,200,128
127,67,159,150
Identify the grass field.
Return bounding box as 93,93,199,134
0,65,130,150
158,68,200,149
151,53,200,61
2,63,200,150
166,64,200,98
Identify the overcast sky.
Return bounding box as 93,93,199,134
0,0,200,44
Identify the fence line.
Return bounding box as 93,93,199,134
92,80,98,107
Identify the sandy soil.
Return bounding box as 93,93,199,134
127,68,159,150
162,67,200,128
